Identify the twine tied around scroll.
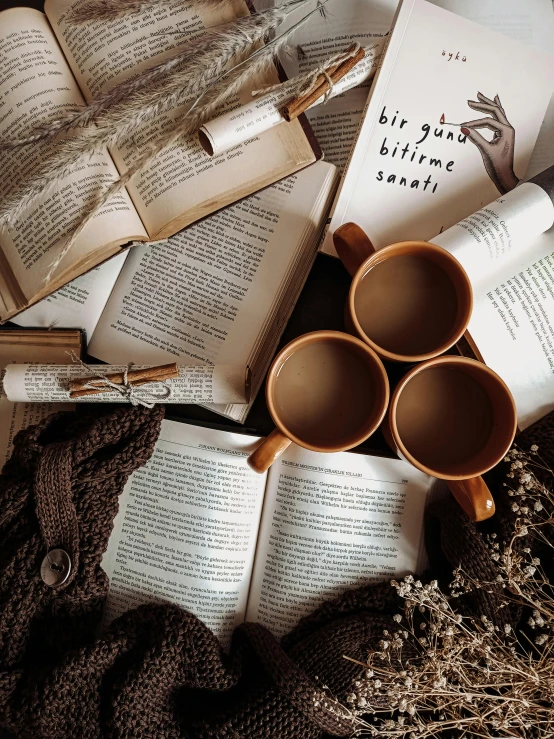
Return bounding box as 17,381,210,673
252,43,364,122
67,352,174,408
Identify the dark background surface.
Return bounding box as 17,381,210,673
0,0,420,459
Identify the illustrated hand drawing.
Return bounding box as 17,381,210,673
461,92,519,195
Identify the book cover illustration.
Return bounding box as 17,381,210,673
446,92,518,196
327,0,554,251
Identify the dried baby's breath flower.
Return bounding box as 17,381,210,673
342,445,554,739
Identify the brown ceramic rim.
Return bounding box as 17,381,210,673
349,241,474,363
266,330,390,454
388,356,517,481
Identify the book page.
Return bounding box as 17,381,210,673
45,0,315,239
13,253,128,339
245,445,431,639
465,230,554,430
0,9,146,308
101,421,266,648
431,183,554,285
0,333,77,469
278,0,397,172
87,162,337,417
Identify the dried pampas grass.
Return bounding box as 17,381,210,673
0,6,296,153
3,0,329,282
0,27,223,149
0,7,297,226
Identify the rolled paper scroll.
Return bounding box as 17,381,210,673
198,42,383,158
2,363,251,405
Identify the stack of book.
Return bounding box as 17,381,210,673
0,0,553,644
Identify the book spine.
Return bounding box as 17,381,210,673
326,0,416,225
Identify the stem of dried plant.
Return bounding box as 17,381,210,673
0,1,315,153
34,0,328,281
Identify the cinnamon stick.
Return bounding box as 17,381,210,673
283,45,366,122
69,363,179,398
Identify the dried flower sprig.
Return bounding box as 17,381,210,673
340,445,554,739
476,445,554,626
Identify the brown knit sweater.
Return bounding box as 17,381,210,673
0,405,551,738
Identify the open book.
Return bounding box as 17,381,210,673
0,0,319,321
16,161,339,422
0,328,82,468
101,419,432,646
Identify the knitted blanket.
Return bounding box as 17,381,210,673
0,405,550,738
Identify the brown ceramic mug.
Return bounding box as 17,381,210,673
333,223,473,363
384,355,517,521
247,330,389,474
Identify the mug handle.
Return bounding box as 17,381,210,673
448,477,496,522
247,429,293,474
333,223,377,277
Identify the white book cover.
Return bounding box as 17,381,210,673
323,0,554,254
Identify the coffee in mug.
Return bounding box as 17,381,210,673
354,253,459,356
247,331,389,473
334,223,473,363
395,364,493,473
384,356,517,521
